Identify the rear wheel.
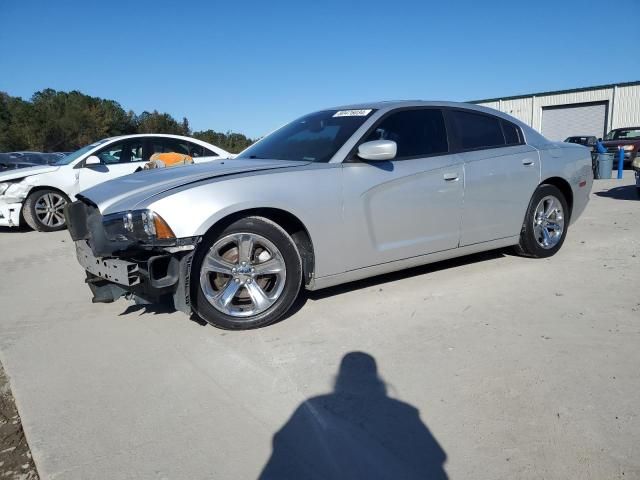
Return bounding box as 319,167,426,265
193,216,303,329
22,189,69,232
514,184,569,258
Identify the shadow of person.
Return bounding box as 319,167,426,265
259,352,447,480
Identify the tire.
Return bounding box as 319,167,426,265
192,216,303,330
22,189,70,232
514,184,569,258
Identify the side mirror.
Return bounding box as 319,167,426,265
357,140,397,161
84,155,101,166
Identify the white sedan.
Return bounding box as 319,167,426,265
0,134,230,231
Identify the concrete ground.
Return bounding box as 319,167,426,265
0,173,638,479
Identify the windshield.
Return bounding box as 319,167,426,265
604,129,640,141
236,109,375,162
53,139,111,165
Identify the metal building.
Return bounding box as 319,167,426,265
471,81,640,141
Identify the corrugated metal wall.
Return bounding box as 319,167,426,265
613,84,640,129
475,83,640,136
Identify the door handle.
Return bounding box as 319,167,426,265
522,160,535,166
443,173,459,181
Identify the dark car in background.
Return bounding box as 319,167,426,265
0,152,68,171
564,136,597,151
601,127,640,166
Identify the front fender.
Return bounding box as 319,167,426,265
146,167,345,278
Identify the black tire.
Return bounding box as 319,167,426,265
192,216,303,330
514,184,569,258
22,189,70,232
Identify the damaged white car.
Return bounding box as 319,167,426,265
0,134,230,231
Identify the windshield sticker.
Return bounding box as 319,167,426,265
333,109,372,117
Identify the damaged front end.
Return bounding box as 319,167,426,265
0,179,29,227
65,199,200,314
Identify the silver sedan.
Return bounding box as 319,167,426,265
66,101,593,329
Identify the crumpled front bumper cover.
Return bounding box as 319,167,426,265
0,199,22,227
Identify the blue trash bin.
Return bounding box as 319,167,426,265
595,153,614,179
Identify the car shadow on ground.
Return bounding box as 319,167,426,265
119,303,177,317
594,185,639,201
258,351,448,479
304,248,507,303
270,248,508,325
0,225,31,233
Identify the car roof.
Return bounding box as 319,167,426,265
95,133,231,155
104,133,207,141
328,100,500,112
325,100,550,147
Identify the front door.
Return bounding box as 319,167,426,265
76,138,147,195
341,108,464,271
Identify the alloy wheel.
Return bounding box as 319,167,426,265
532,195,565,249
34,193,67,228
199,232,287,318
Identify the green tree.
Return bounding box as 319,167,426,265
136,110,188,135
193,129,254,153
0,89,252,153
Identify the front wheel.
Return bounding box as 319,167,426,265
22,189,69,232
193,216,303,330
514,184,569,258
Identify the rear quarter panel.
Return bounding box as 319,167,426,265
538,142,592,223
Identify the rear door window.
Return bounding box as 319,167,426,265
502,121,523,145
365,108,448,159
449,110,506,150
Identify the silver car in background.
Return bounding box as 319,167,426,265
65,101,593,329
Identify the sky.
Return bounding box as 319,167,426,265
1,0,639,138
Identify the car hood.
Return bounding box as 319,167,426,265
0,164,60,181
79,158,310,214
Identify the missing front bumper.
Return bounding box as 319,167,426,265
75,241,193,314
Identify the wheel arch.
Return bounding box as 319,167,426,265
540,176,573,219
24,185,71,201
197,207,316,286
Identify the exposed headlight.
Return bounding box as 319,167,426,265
0,178,26,196
622,145,635,151
103,209,175,242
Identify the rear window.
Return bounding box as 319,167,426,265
450,110,505,150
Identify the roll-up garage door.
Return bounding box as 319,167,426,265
541,102,607,140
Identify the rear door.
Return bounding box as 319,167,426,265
341,108,464,270
448,109,540,246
